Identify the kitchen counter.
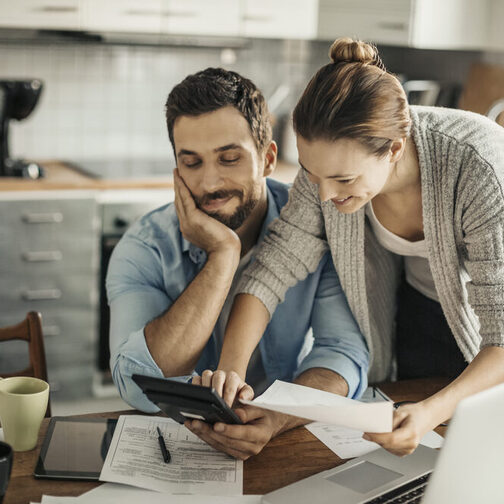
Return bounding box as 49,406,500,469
0,160,300,191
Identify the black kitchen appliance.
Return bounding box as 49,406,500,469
0,79,45,179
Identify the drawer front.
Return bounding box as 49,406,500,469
0,272,98,313
0,234,99,274
0,197,99,273
0,307,96,369
0,198,98,233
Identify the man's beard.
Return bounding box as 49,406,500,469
194,189,259,230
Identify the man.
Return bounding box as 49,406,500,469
106,67,369,460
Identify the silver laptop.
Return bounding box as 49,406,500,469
262,383,504,504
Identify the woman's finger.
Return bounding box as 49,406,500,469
222,372,243,407
211,370,228,398
201,369,214,388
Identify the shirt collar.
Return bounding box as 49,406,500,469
182,181,280,264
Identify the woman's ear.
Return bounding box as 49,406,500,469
263,141,278,177
389,138,407,163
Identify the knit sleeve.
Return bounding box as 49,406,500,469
462,149,504,349
238,168,329,317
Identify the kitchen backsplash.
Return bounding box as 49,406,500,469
0,38,496,162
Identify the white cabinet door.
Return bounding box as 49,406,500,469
317,0,490,51
318,0,412,46
82,0,163,34
411,0,489,50
161,0,240,37
0,0,81,30
241,0,318,40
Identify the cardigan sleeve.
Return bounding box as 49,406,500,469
238,168,329,317
462,149,504,349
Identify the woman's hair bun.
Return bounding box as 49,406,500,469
329,37,386,71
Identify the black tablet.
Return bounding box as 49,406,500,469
132,374,244,425
34,417,117,480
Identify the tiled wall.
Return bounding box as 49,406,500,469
0,38,495,164
1,39,311,164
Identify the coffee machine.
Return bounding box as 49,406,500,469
0,79,45,179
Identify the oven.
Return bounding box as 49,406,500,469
93,189,174,397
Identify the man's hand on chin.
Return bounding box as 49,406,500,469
184,406,288,460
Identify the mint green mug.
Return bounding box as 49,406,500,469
0,377,49,452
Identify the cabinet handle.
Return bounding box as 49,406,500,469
22,289,62,301
124,9,162,17
33,6,78,13
161,10,198,18
377,21,408,31
22,212,63,224
22,251,63,262
43,325,61,337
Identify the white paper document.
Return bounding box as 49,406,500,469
306,422,444,459
99,415,243,495
305,386,444,459
241,380,393,432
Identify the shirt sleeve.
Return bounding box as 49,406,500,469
106,234,193,413
462,150,504,350
295,256,370,399
238,168,329,316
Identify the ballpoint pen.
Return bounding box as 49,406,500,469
156,426,171,463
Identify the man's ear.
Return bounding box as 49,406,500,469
263,141,278,177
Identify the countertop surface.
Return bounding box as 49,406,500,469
0,160,300,191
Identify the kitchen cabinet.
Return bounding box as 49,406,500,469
161,0,241,37
0,192,100,400
81,0,240,37
317,0,489,50
82,0,163,34
241,0,318,40
0,0,82,31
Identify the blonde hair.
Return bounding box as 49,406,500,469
294,37,411,157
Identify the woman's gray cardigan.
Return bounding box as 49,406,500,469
239,106,504,383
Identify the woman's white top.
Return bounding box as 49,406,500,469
366,201,439,301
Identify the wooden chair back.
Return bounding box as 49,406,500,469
0,311,51,417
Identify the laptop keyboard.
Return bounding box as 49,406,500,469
365,473,431,504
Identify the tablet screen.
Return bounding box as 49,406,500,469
34,417,117,480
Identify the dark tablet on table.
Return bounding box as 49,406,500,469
34,417,117,480
132,373,244,425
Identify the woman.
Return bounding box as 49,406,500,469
210,37,504,456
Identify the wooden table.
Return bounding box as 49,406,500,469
4,378,450,504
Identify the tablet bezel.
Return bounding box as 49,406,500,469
34,416,117,480
132,374,244,425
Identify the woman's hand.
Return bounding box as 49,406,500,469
192,369,254,407
362,402,435,457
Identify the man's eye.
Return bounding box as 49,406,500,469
221,156,240,164
338,179,355,184
184,160,201,168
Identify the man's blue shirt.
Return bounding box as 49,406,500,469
106,178,369,413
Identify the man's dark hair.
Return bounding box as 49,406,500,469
165,67,272,153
